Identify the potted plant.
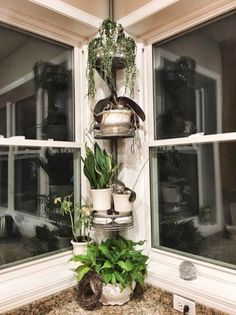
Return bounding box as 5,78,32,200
112,179,136,213
87,19,145,137
93,92,146,136
72,237,148,306
81,143,122,211
87,19,136,99
54,194,92,255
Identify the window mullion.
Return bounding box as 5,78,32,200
147,132,236,148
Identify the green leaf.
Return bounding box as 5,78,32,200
103,270,112,284
111,272,116,284
114,271,126,287
76,265,90,282
102,260,113,269
117,260,134,272
131,270,145,287
72,254,93,266
99,243,113,261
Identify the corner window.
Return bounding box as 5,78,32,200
151,12,236,269
0,23,80,269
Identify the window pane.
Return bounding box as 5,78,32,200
153,12,236,139
0,146,80,269
150,141,236,268
0,24,74,141
0,107,6,137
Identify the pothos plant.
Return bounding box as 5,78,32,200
87,19,136,99
72,237,148,289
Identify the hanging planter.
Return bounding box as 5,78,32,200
87,19,137,99
93,93,145,137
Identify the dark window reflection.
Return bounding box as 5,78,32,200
16,95,36,139
0,146,79,269
153,14,236,139
150,142,236,267
0,156,7,207
0,24,74,141
15,157,38,214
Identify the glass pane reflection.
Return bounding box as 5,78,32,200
0,146,80,269
153,13,236,140
0,24,74,141
150,142,236,268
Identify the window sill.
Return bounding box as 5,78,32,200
147,248,236,314
0,251,76,313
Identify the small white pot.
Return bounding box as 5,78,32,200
90,188,112,211
100,283,135,305
113,193,133,213
71,240,87,256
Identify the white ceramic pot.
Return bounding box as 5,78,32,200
161,182,181,203
113,193,132,213
100,109,132,135
101,109,132,125
90,188,112,211
99,283,135,305
71,240,87,256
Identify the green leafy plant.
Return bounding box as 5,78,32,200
54,194,92,242
72,237,148,289
87,19,136,99
81,142,122,189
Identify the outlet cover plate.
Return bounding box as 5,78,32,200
173,294,196,315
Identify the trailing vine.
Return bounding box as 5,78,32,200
87,19,136,100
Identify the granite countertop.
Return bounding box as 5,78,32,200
4,285,229,315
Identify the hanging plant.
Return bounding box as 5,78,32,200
87,19,136,99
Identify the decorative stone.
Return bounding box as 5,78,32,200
179,261,197,280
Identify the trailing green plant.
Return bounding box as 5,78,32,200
81,142,122,189
87,19,136,99
54,194,92,242
72,237,148,289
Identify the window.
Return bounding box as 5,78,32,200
150,12,236,269
0,23,80,269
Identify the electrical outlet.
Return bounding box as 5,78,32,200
173,294,196,315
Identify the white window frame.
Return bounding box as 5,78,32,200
144,13,236,315
0,15,86,315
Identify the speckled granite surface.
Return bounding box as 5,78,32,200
3,285,230,315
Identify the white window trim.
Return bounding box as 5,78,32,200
144,11,236,313
0,251,76,313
